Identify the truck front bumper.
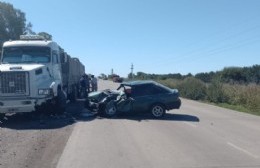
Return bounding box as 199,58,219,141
0,98,47,114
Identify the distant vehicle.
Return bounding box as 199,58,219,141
85,80,181,118
100,75,108,80
0,35,85,115
112,75,123,83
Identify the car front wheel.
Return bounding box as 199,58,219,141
151,104,165,118
104,101,117,117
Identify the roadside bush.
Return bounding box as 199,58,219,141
244,85,260,113
248,85,260,110
158,77,207,100
222,84,241,105
177,77,207,100
158,77,260,115
224,84,260,113
207,80,228,103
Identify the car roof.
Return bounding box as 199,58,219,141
120,80,156,87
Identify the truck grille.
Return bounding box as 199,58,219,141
0,72,29,96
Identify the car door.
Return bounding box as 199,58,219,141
131,84,155,112
116,97,134,113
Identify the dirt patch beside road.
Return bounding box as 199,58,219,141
0,101,84,168
0,80,120,168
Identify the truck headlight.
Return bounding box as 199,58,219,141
38,89,52,95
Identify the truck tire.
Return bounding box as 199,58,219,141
51,86,67,115
69,86,77,103
0,113,5,120
56,89,67,114
35,100,55,115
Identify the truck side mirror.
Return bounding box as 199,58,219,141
64,54,68,63
60,53,68,63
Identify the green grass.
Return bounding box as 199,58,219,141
157,79,260,116
204,101,260,116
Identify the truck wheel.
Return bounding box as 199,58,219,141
0,113,5,120
69,86,77,103
104,101,117,117
151,104,165,118
55,88,67,115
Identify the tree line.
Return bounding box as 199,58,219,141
0,1,52,49
133,64,260,84
0,2,26,47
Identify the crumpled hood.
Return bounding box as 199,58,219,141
88,89,122,102
0,64,45,72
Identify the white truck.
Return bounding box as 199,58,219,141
0,35,85,116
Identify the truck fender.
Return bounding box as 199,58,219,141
50,81,61,97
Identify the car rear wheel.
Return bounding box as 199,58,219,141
151,104,165,118
104,101,117,117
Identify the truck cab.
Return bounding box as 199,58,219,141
0,35,69,114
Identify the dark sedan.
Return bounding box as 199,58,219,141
85,80,181,118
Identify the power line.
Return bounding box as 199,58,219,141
140,14,260,67
145,24,260,68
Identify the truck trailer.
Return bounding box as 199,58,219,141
0,35,85,115
60,51,85,101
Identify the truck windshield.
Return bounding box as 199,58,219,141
2,46,51,64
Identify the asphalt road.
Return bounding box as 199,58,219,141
1,79,260,168
57,80,260,168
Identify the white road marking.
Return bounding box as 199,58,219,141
227,142,259,159
184,122,197,128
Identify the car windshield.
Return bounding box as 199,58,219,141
1,46,51,64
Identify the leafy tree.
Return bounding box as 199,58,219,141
136,72,148,80
135,72,185,80
24,22,36,35
184,73,193,78
99,73,107,79
167,73,183,80
220,67,246,84
128,72,135,79
246,65,260,84
218,65,260,84
195,71,215,83
130,65,259,85
108,74,119,79
0,2,26,46
38,32,52,40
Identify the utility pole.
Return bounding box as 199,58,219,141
111,68,114,75
131,63,134,79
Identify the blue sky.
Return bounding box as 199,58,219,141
3,0,260,77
